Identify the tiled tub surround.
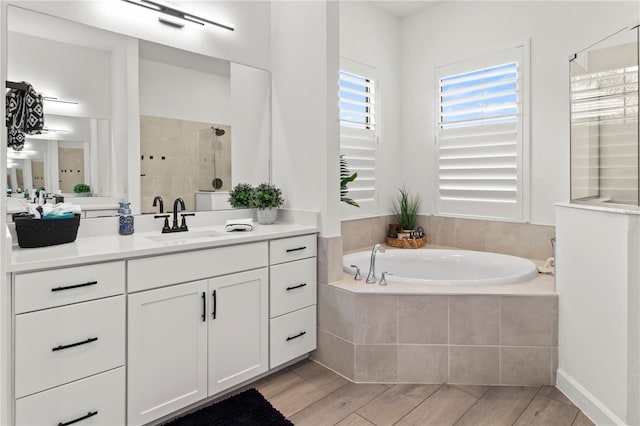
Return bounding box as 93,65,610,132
342,215,556,261
312,258,557,386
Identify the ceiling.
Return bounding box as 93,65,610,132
368,1,440,18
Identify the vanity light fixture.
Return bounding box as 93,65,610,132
41,127,71,134
43,96,79,105
122,0,234,31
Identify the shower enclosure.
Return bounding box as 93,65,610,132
570,23,639,206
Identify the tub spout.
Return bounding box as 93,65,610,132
366,243,386,284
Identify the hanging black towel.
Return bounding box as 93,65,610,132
22,85,44,135
5,81,44,150
8,127,25,151
6,87,23,128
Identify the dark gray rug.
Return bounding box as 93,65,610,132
164,388,293,426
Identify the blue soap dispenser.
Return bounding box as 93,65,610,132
118,202,134,235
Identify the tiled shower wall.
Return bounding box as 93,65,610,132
342,215,556,261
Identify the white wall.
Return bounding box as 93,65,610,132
401,1,639,225
7,32,111,119
139,59,231,124
9,1,271,71
339,1,402,218
556,204,640,424
271,1,340,237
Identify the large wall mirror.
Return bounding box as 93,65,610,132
6,5,271,215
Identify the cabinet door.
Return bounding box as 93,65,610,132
128,281,208,426
208,268,269,396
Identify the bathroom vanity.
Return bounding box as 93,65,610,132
6,213,318,426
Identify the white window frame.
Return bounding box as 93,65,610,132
434,40,530,222
339,57,379,219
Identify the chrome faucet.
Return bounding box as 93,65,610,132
152,195,164,213
365,243,386,284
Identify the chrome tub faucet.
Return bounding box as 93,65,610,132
366,243,386,284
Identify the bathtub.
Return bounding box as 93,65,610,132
343,248,539,286
317,247,556,386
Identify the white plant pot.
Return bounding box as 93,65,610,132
256,208,277,225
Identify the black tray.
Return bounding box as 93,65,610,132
15,214,81,248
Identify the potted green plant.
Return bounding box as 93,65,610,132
72,183,91,197
392,186,421,231
228,183,254,208
252,183,284,224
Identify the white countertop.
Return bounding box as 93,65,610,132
9,221,318,273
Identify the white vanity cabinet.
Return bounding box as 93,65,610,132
127,280,208,426
126,243,269,426
268,234,318,368
9,229,318,426
12,261,126,426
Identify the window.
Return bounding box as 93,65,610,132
339,58,378,216
435,43,529,221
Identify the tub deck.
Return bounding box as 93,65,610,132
333,244,555,296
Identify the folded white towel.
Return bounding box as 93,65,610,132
225,218,253,232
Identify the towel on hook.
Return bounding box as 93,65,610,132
225,218,253,232
5,81,44,150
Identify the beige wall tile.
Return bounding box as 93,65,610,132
397,345,448,383
453,218,487,251
450,296,499,345
355,345,398,382
318,283,354,341
318,236,344,284
485,221,524,256
372,215,394,246
427,215,456,247
552,296,559,346
449,346,500,385
521,224,556,260
500,347,552,385
312,329,355,380
501,296,555,347
551,346,558,384
354,294,398,344
342,218,371,252
398,296,448,344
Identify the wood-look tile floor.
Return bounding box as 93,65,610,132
254,359,594,426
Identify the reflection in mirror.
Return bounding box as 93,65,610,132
7,6,114,199
138,41,271,213
7,6,271,216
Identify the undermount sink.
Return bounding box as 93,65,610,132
145,230,226,242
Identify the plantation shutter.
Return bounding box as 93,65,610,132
435,45,528,221
340,58,377,216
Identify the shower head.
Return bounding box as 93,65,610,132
213,127,225,136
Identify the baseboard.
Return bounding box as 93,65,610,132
556,369,626,425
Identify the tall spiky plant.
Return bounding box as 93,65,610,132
392,186,421,230
340,155,359,207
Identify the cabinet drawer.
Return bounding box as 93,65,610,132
270,305,316,368
15,296,125,398
15,367,125,426
128,242,268,292
270,234,317,265
14,261,125,314
270,257,317,318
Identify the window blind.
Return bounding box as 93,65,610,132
340,59,377,216
435,46,527,221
